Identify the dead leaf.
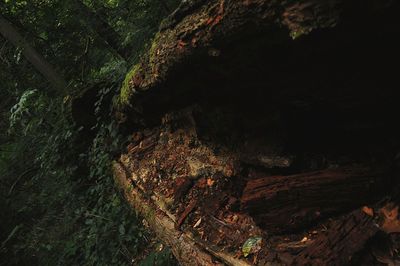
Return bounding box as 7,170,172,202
300,236,308,243
177,40,187,49
362,206,374,217
380,204,400,233
196,178,207,188
193,218,202,228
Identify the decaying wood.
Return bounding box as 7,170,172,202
114,108,400,264
117,0,344,118
176,199,197,229
241,166,388,233
294,210,379,265
112,0,400,264
114,106,400,265
113,161,251,266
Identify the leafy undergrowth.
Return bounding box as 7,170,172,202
0,64,177,266
0,0,183,264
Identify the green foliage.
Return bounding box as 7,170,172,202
0,90,79,265
94,59,127,82
139,247,177,266
9,89,45,135
57,121,148,266
0,0,181,265
1,72,150,266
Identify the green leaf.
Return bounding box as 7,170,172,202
242,236,262,258
119,224,125,235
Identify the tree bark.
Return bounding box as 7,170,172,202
294,210,379,265
0,14,67,93
241,166,388,233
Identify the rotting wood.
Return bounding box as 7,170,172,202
116,0,344,117
176,199,198,229
241,166,388,233
294,210,379,265
113,161,251,266
112,0,400,264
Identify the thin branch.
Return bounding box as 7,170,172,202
8,167,39,196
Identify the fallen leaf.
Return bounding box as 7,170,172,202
362,206,374,217
193,218,202,228
242,236,262,257
380,204,400,233
300,236,308,243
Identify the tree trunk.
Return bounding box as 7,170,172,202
0,14,67,93
73,0,128,60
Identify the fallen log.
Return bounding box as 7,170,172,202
116,0,345,122
114,110,397,265
113,161,251,266
294,209,379,265
241,166,388,233
112,0,400,264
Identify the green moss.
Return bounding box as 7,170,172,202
119,33,163,107
120,64,140,106
143,205,156,224
290,28,311,40
149,32,161,59
147,34,165,73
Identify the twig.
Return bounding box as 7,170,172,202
8,167,39,196
85,212,112,221
176,199,197,229
1,225,22,249
209,215,231,227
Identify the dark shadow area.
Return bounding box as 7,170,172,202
137,1,400,164
131,2,400,234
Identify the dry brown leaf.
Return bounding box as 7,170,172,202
362,206,374,217
380,204,400,233
193,218,202,228
177,40,187,49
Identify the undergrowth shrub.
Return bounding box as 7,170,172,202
1,1,182,264
1,83,148,265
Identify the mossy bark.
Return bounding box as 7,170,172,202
116,0,343,118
